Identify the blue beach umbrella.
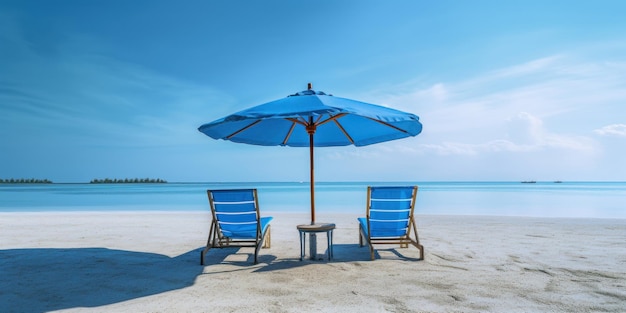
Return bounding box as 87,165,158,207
198,83,422,224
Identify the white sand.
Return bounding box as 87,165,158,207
1,211,625,313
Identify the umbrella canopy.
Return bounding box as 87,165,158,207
198,84,422,224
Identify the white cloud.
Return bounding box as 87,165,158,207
593,124,626,137
485,55,565,81
351,55,623,164
505,112,544,145
407,83,448,104
419,142,482,156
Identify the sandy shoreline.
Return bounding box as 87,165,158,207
1,211,625,312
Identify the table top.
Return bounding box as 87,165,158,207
297,223,336,232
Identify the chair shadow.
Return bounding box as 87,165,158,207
198,247,280,272
335,243,423,262
199,243,376,274
0,247,202,313
373,247,423,261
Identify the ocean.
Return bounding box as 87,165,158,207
1,181,624,218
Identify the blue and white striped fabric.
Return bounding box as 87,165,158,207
210,189,272,239
359,186,415,238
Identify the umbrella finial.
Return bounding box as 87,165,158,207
307,83,312,90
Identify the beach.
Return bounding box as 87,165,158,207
1,211,625,313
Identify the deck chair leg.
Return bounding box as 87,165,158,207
414,233,424,260
254,245,260,264
419,244,424,260
358,224,364,247
254,226,271,264
358,223,375,259
201,222,220,265
411,222,424,260
262,225,271,248
201,231,213,265
410,240,424,260
200,246,211,265
407,235,424,260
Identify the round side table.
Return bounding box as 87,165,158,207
297,223,336,261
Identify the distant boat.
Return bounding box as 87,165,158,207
521,181,536,183
554,181,563,183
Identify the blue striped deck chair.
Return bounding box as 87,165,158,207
201,189,273,265
358,186,424,260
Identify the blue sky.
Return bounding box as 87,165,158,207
1,1,625,183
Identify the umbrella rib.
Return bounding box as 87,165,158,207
314,115,324,125
282,121,297,145
332,119,354,144
317,113,347,126
226,120,262,139
364,116,410,133
286,117,308,127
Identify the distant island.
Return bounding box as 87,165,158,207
0,178,53,184
0,178,168,184
520,181,564,183
90,178,167,184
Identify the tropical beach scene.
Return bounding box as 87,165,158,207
1,1,626,313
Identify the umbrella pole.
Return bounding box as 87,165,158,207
308,123,317,259
309,134,315,225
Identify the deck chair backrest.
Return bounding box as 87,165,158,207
367,186,417,238
208,189,260,239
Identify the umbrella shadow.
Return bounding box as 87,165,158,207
0,247,202,313
251,243,403,272
198,243,364,273
329,243,376,262
199,246,279,270
201,252,319,274
200,243,376,274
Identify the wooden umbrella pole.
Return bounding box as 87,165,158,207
307,120,317,259
307,120,316,225
309,134,315,225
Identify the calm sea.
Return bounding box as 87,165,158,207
1,182,624,218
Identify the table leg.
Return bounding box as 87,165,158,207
309,233,317,260
326,230,332,260
299,230,304,261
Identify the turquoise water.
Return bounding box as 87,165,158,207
1,182,625,218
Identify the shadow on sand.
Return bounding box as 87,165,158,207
200,243,420,274
0,248,202,313
2,244,422,312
